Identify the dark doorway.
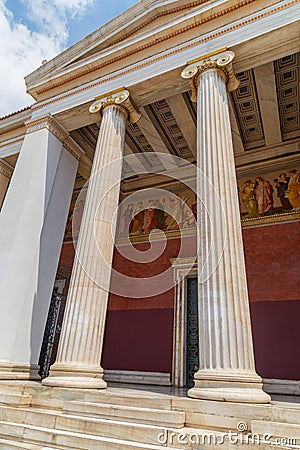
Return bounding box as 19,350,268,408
186,278,199,388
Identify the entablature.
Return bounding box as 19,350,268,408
24,0,292,102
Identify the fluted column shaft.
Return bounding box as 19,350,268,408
43,96,131,388
182,52,270,403
197,67,255,376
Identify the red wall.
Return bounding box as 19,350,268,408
250,300,300,379
244,222,300,302
101,235,196,373
56,221,300,381
244,221,300,379
102,309,174,372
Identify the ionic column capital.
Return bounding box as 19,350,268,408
25,115,85,161
89,89,141,123
0,159,13,179
181,50,240,101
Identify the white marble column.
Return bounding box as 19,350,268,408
181,51,270,403
0,159,13,209
0,115,83,380
43,90,140,388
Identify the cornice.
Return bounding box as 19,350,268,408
25,115,68,140
25,115,85,161
241,211,300,227
0,159,13,178
32,0,298,112
25,1,210,92
33,0,259,97
63,135,85,161
0,108,32,135
0,106,32,122
112,0,209,46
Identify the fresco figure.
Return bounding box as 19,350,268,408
131,202,144,234
288,169,298,185
181,195,196,228
182,207,196,227
241,180,258,217
143,200,158,233
165,196,184,230
155,198,166,229
288,174,300,210
254,177,274,215
274,173,293,211
122,204,134,234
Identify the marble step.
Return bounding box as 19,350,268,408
173,396,300,428
0,406,168,446
0,381,36,394
0,421,294,450
251,420,300,441
0,391,32,407
0,438,58,449
0,382,174,411
63,400,185,427
83,388,173,410
0,421,176,450
30,389,174,412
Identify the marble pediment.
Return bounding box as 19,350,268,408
24,0,213,100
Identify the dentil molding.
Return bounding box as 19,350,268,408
25,115,85,161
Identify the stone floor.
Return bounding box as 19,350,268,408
109,382,300,403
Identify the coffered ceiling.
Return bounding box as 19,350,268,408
69,51,300,186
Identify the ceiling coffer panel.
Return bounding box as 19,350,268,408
144,99,194,159
274,52,300,141
230,70,265,150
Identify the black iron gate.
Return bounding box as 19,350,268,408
38,290,67,379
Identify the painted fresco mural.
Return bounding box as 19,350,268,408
64,167,300,242
118,188,197,238
238,167,300,218
117,167,300,238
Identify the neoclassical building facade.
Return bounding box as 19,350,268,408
0,0,299,448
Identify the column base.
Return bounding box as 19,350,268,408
0,362,40,381
188,371,271,403
42,363,107,389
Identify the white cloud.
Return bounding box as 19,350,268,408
25,0,95,44
0,0,94,117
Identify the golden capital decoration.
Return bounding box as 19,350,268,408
89,89,141,123
181,50,240,102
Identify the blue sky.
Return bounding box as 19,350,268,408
68,1,139,45
0,0,138,116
